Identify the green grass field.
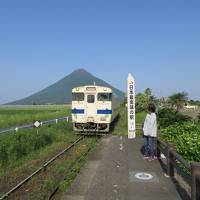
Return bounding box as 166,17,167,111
111,105,146,136
0,105,70,129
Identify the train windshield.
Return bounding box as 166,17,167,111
72,93,84,101
87,95,95,103
98,93,112,101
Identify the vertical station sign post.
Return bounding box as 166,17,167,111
127,73,136,139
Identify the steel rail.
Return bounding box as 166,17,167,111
0,136,84,200
48,145,94,199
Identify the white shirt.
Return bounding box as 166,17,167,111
143,113,157,137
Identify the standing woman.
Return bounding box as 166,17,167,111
142,103,157,161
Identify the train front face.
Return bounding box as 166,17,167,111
72,86,112,132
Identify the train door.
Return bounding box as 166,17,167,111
86,94,96,121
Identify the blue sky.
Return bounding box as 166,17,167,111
0,0,200,104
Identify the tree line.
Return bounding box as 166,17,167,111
135,88,199,113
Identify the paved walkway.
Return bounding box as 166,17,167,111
62,135,181,200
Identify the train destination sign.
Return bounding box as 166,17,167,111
127,73,136,139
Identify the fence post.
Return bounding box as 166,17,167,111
191,162,200,200
167,144,174,177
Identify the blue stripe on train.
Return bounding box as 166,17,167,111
71,109,84,114
97,109,112,114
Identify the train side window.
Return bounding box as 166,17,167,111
87,95,95,103
98,93,112,101
72,93,84,101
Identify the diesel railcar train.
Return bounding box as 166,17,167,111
71,85,112,132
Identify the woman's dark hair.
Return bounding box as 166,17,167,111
147,103,156,113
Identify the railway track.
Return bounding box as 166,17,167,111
0,112,119,199
0,135,100,200
48,132,104,200
48,144,93,200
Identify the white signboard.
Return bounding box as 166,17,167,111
127,73,136,139
33,120,41,128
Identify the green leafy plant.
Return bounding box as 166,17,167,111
160,122,200,162
157,108,191,128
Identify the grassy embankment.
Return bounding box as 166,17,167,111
0,106,99,199
0,105,70,129
0,121,74,172
111,105,146,136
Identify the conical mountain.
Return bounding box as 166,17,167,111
8,69,125,105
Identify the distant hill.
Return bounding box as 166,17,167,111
8,69,125,105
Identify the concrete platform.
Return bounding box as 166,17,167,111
62,135,181,200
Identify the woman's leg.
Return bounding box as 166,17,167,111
153,137,157,157
149,137,155,157
143,136,149,156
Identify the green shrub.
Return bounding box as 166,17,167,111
157,108,191,128
160,122,200,162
